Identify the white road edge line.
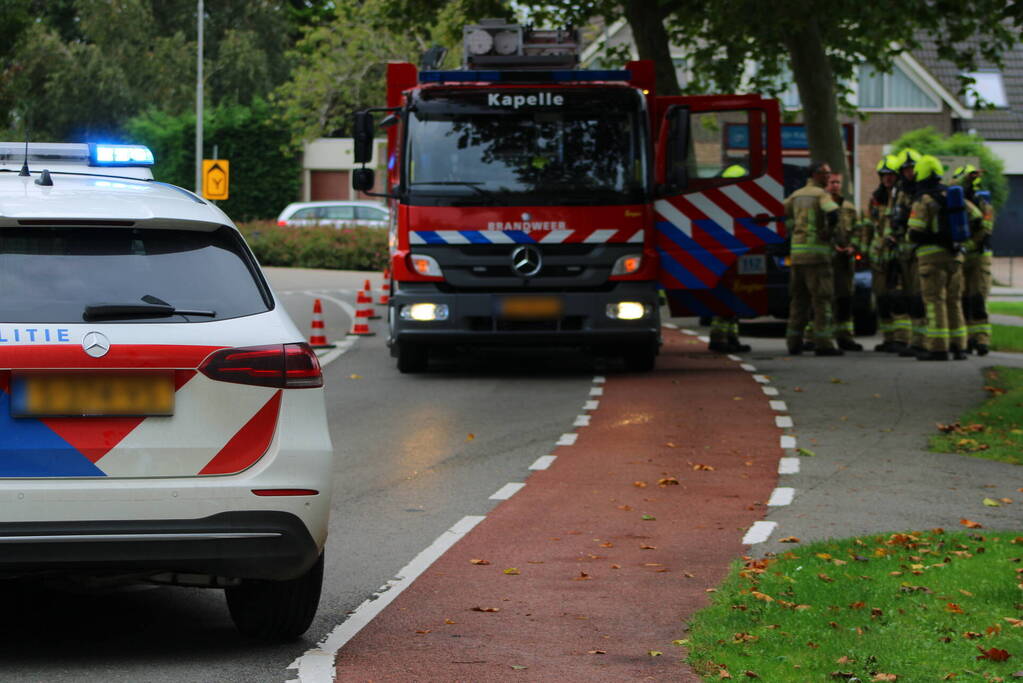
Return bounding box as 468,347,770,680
681,329,698,335
589,387,604,397
752,374,770,384
742,520,777,545
489,482,526,500
769,400,788,412
573,415,591,427
697,335,710,343
556,433,578,446
780,435,797,449
778,457,800,475
583,400,599,411
762,386,780,396
727,354,742,362
287,515,485,683
315,339,357,368
662,322,679,329
593,375,606,384
775,415,794,429
529,455,557,470
767,487,795,506
740,363,757,372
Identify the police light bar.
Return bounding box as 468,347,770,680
89,144,155,167
419,69,630,84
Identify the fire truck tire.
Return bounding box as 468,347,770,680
622,342,657,372
225,552,323,642
396,342,429,373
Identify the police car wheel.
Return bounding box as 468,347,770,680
225,553,324,642
396,342,428,373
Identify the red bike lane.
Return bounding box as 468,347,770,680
333,329,784,681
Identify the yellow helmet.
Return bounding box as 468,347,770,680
953,163,978,179
914,154,944,182
896,148,922,169
875,156,897,175
722,164,747,178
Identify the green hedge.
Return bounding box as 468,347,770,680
238,221,389,271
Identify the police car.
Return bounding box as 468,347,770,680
0,143,334,641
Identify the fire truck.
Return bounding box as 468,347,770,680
352,21,785,373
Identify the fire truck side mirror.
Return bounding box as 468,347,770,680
353,111,375,164
352,168,376,193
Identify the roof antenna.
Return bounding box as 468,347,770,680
18,129,30,177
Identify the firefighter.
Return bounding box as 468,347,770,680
954,165,996,355
907,155,980,361
891,149,928,357
866,156,906,352
827,172,863,351
784,161,843,356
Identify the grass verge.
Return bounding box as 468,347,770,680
929,366,1023,465
992,324,1023,353
988,302,1023,318
686,530,1023,681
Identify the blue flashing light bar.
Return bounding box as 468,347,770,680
89,143,155,167
419,69,631,84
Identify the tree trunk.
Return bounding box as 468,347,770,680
783,14,850,193
622,0,679,96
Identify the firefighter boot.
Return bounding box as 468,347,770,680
976,343,990,356
951,345,968,361
916,349,950,361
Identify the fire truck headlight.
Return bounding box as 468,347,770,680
606,302,646,320
401,303,449,322
611,254,642,276
409,253,442,277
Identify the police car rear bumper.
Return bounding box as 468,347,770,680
389,282,661,349
0,511,319,581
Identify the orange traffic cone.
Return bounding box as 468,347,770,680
348,309,375,336
377,280,389,306
360,278,381,319
308,299,335,348
356,288,373,304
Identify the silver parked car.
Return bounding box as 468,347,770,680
276,200,389,228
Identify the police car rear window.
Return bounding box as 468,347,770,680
0,226,271,323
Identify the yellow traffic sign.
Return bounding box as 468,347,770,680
202,159,229,200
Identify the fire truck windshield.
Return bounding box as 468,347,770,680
406,88,648,206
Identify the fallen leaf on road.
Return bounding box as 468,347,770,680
349,374,361,379
445,619,456,624
983,497,1001,507
692,463,715,471
587,649,607,655
797,448,816,457
658,477,680,486
830,378,843,384
510,664,528,670
640,544,656,550
648,650,662,657
574,572,592,581
642,514,656,520
472,606,500,612
466,433,475,441
665,442,677,448
610,564,621,569
503,568,520,575
960,519,984,529
415,629,431,634
470,558,491,565
617,505,633,511
599,542,614,548
633,481,647,488
779,536,801,543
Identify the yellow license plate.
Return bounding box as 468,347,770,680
498,296,564,320
11,372,175,418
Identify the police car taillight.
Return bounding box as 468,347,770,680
200,343,323,388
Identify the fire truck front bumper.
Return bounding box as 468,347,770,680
387,282,661,350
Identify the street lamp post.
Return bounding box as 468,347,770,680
195,0,204,194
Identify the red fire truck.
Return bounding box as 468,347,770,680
352,22,785,373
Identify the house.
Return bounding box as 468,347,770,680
582,21,1022,252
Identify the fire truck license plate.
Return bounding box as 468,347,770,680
498,296,564,320
10,372,175,418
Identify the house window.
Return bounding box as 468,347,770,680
857,64,939,110
963,71,1008,108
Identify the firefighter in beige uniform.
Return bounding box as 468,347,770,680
785,161,843,356
952,165,996,355
892,149,929,357
907,155,981,361
867,155,910,352
826,172,863,350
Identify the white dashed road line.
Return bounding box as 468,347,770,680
489,483,526,500
762,386,779,396
775,415,794,429
573,415,591,427
583,400,599,411
556,433,578,446
780,435,797,449
769,400,788,412
288,515,485,682
589,386,604,397
727,354,742,361
593,375,606,384
742,521,777,545
767,487,795,507
752,374,770,384
529,455,557,471
740,363,757,372
778,457,800,474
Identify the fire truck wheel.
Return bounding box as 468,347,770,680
396,342,429,373
622,342,657,372
225,553,323,642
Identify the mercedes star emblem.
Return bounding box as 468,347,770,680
510,245,542,277
82,331,111,358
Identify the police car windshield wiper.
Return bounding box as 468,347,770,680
83,295,215,321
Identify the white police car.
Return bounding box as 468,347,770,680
0,143,334,641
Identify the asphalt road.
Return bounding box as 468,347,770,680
5,267,1020,682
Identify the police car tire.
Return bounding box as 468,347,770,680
396,342,428,373
225,553,324,642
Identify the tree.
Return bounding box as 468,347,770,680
527,1,1020,193
274,0,511,143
